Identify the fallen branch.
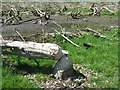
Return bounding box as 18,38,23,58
19,17,40,24
52,21,64,34
102,6,115,14
14,28,25,42
70,11,82,19
83,27,112,40
61,34,79,47
1,38,75,79
52,21,79,47
4,16,14,24
89,3,101,16
55,30,79,47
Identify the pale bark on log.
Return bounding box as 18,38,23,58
83,27,112,40
61,34,79,47
1,40,67,60
102,6,115,14
1,39,75,79
84,27,106,38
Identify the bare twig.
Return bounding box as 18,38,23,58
83,27,112,40
61,34,79,47
4,16,14,24
14,28,25,42
55,30,79,47
42,29,45,43
52,21,64,33
52,21,79,47
102,6,115,14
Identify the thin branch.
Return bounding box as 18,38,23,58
52,21,64,33
42,29,45,43
14,28,25,42
55,30,79,47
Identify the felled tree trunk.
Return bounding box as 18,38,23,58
1,39,75,79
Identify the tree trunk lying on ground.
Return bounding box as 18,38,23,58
1,37,75,79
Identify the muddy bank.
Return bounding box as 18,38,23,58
1,15,118,37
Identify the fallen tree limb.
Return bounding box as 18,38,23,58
89,3,101,16
52,21,64,33
83,27,112,40
61,34,79,47
1,40,66,60
3,17,40,25
52,21,79,47
4,16,14,24
19,17,40,24
1,37,75,79
55,30,79,47
102,6,115,14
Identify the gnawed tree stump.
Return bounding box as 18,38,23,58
1,39,75,79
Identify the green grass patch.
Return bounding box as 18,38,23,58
57,29,118,88
2,27,118,88
2,66,40,88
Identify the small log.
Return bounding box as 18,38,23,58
89,3,101,16
83,27,112,40
102,6,115,14
84,28,106,37
1,40,66,60
1,38,75,79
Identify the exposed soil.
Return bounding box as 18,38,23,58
1,15,118,38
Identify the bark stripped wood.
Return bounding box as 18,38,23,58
3,16,14,24
2,5,50,25
52,21,64,33
1,34,75,79
61,34,79,47
102,6,115,14
83,27,107,38
55,30,79,47
14,28,25,42
1,40,66,60
70,11,82,19
3,17,40,25
31,7,50,20
2,6,22,25
89,3,101,16
84,27,113,40
52,21,79,47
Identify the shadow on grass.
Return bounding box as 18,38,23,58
15,63,53,75
3,59,87,79
3,59,53,75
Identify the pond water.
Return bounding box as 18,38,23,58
1,15,118,38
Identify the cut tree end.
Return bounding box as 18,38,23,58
52,55,76,80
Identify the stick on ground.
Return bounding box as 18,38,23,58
14,28,25,42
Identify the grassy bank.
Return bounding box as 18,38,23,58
2,26,118,88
